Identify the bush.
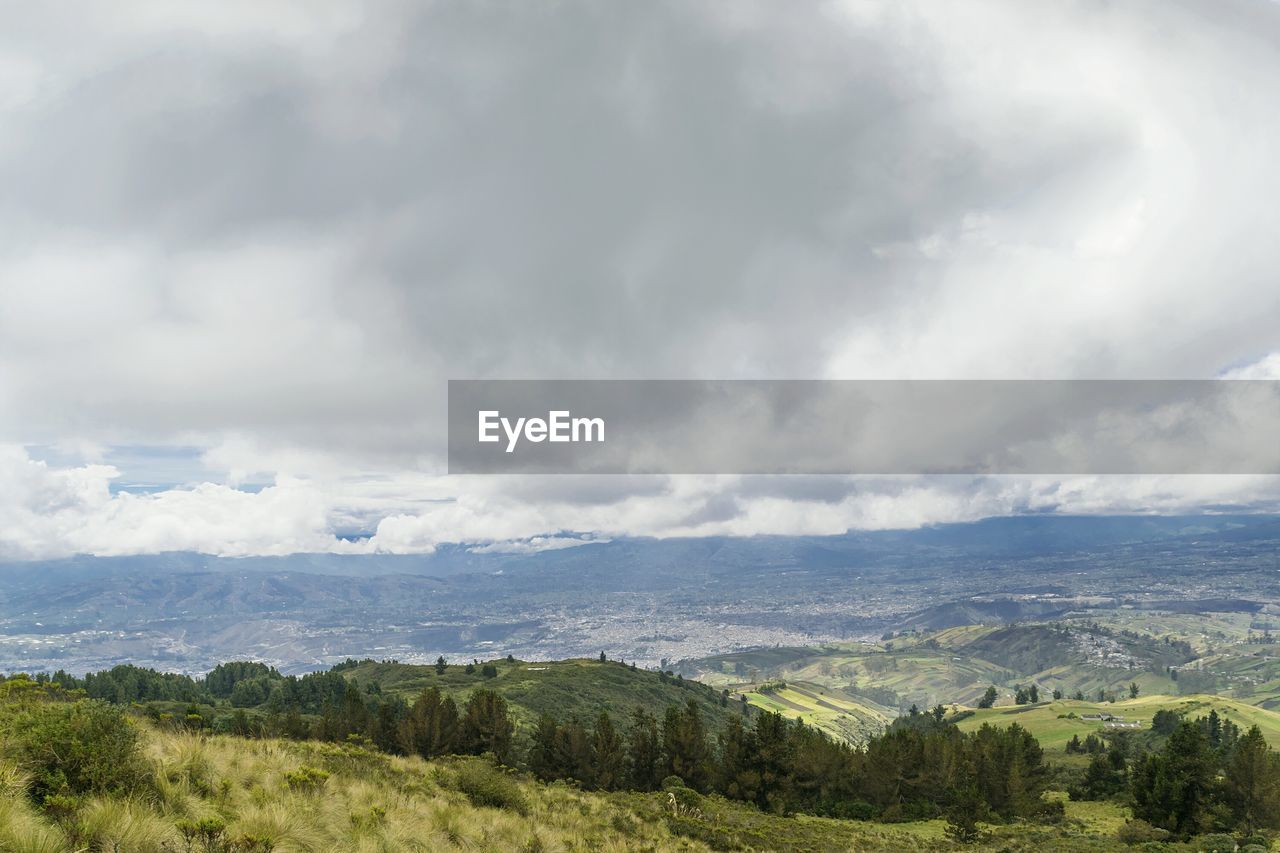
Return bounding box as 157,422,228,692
1198,834,1239,853
0,700,148,799
283,765,329,793
452,759,529,815
1116,819,1171,844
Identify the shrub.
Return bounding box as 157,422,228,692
452,759,529,815
283,765,330,793
1116,819,1171,844
0,699,148,799
1197,834,1239,853
176,815,229,848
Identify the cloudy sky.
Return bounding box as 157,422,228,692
2,0,1279,560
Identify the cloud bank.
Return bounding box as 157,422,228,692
2,1,1279,557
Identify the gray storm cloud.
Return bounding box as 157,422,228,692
1,0,1279,557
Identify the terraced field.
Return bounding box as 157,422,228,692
741,681,894,744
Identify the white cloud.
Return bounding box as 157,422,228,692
3,444,1277,560
1,1,1279,557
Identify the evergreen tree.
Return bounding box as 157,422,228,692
592,711,626,791
753,710,795,813
1223,725,1280,832
1131,721,1215,837
716,715,762,804
527,714,561,782
434,656,447,675
460,689,514,763
553,716,595,786
978,686,998,709
1069,749,1127,801
398,686,458,758
626,707,663,791
662,700,713,792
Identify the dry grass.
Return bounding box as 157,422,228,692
0,727,700,852
1,722,1171,852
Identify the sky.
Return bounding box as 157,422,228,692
2,0,1279,560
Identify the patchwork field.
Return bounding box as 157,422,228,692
955,694,1280,754
740,681,894,744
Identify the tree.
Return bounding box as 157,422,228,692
1152,709,1181,736
553,717,594,786
978,686,998,709
527,715,561,781
1070,750,1127,801
716,715,761,805
626,707,663,791
592,711,626,791
1131,721,1215,838
1052,688,1063,700
1066,735,1083,754
752,711,794,813
1223,725,1280,832
599,651,607,662
1028,684,1039,703
480,663,498,678
662,700,713,792
398,686,458,759
1129,682,1140,699
464,663,475,675
460,689,514,763
944,785,986,844
435,656,447,675
369,699,403,754
1014,687,1029,706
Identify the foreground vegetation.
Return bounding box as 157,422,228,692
4,659,1280,851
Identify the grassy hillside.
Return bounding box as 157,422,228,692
682,621,1263,737
340,657,745,733
0,715,1178,852
954,694,1280,755
739,681,894,744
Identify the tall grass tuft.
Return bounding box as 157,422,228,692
230,801,329,852
75,796,181,852
0,797,67,853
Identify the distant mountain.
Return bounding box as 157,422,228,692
2,514,1277,675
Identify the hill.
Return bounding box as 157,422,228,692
954,694,1280,756
0,692,1146,852
740,681,894,744
681,621,1234,738
337,656,746,734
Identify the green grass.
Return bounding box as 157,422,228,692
0,720,1184,852
741,682,893,744
954,694,1280,755
342,657,744,734
687,619,1280,742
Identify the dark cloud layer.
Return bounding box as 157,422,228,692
2,1,1279,556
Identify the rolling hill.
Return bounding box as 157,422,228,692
338,657,747,733
954,694,1280,755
